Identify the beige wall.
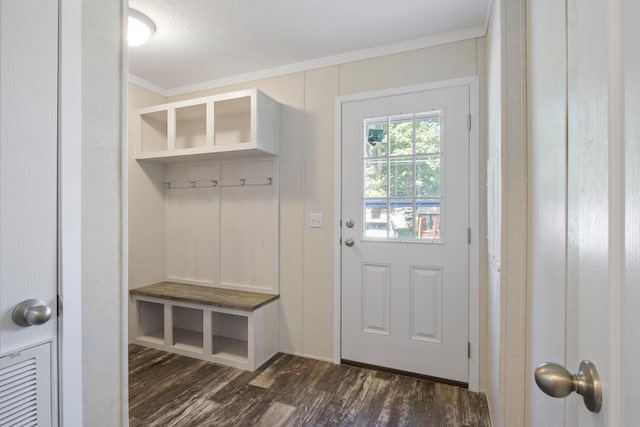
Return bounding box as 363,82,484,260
129,38,487,366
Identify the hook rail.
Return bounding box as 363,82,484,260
165,177,272,189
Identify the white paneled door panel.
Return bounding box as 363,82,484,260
341,86,470,383
410,267,442,343
361,263,390,335
0,0,59,425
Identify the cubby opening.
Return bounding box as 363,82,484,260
141,110,168,153
214,96,251,146
175,103,207,149
172,306,204,352
137,301,164,344
211,312,248,362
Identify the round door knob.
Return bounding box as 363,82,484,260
534,362,576,398
12,299,52,327
534,360,602,413
344,238,355,247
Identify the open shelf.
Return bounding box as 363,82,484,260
141,110,168,153
214,96,251,146
211,311,248,361
175,103,207,150
135,89,278,163
173,306,203,352
137,300,165,345
173,328,204,353
212,336,248,362
138,329,164,345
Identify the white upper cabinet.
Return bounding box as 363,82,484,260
135,89,279,163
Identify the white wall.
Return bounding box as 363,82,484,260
81,0,126,424
129,38,488,367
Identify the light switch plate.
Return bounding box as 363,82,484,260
310,213,323,228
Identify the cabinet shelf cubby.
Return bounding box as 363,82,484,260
135,89,279,163
137,300,165,345
172,306,204,352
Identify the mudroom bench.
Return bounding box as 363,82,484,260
130,282,279,371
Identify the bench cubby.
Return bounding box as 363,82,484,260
130,282,279,371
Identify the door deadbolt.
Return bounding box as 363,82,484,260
345,219,355,228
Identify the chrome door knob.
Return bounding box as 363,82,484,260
344,238,355,247
12,299,52,327
534,360,602,413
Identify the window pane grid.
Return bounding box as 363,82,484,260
363,111,443,242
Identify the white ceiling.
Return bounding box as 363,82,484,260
128,0,491,94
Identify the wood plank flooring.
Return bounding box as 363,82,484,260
129,344,491,426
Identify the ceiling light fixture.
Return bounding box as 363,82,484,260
128,9,156,46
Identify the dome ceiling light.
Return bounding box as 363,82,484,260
128,9,156,46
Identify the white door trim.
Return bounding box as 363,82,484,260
59,0,83,425
605,1,624,424
333,76,480,391
120,1,130,423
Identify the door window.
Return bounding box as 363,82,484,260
363,112,443,241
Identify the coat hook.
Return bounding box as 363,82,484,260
239,178,245,186
210,180,218,187
188,180,196,188
266,177,272,185
165,182,171,189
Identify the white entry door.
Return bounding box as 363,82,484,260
341,85,470,383
0,0,59,425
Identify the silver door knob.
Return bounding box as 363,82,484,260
534,360,602,413
12,299,52,327
344,238,355,247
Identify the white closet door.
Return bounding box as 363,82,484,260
0,0,59,425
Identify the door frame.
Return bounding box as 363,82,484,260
333,76,480,391
59,0,83,424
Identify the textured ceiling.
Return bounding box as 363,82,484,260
128,0,491,93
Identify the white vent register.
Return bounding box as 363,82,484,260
0,343,52,426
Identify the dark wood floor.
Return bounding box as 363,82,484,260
129,344,491,426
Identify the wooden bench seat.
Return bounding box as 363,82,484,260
129,282,279,371
130,282,279,311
